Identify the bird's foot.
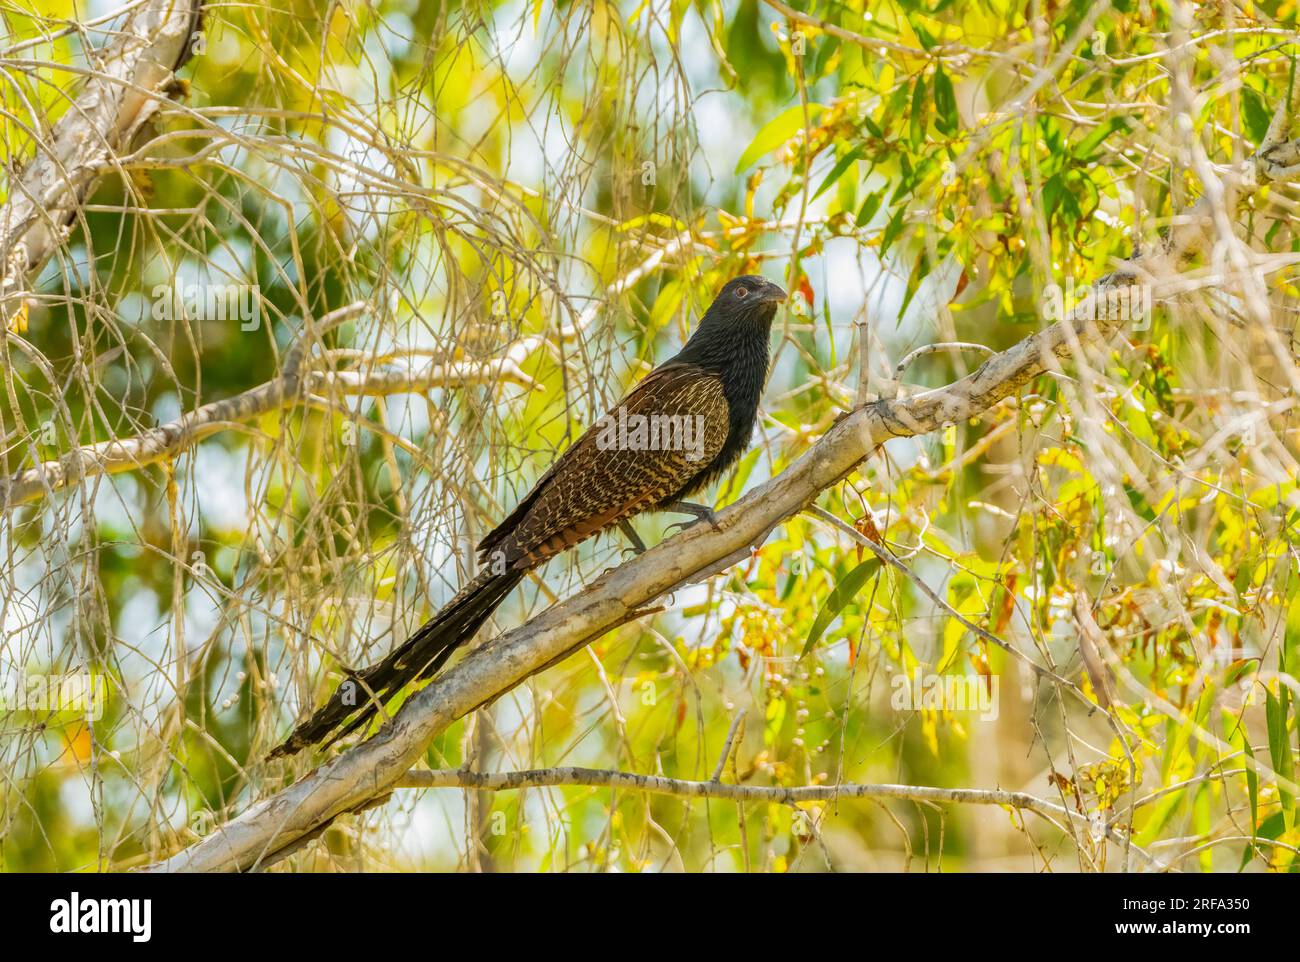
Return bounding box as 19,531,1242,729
619,519,647,556
663,501,721,536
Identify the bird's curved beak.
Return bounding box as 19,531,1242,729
760,281,788,304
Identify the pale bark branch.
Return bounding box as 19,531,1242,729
395,765,1161,867
0,0,200,304
0,301,550,508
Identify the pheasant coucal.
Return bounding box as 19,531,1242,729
270,274,787,757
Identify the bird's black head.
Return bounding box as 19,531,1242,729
675,274,787,371
689,274,787,340
711,274,788,323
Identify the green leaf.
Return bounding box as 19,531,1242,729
813,145,863,200
734,104,824,174
812,35,840,77
933,66,958,136
1241,731,1259,835
911,19,937,51
1135,785,1188,848
1233,561,1254,598
764,694,787,746
1241,86,1272,146
1042,172,1064,221
899,249,932,318
1285,588,1300,672
880,205,907,258
1123,482,1156,522
1193,783,1213,871
856,190,883,227
909,78,928,149
1223,657,1256,687
1265,681,1296,831
1239,810,1286,871
801,558,882,658
649,278,684,331
1073,116,1130,163
1042,171,1084,227
886,79,912,126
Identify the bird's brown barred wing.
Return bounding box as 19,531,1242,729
479,363,730,569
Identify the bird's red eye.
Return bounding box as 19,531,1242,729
735,287,748,298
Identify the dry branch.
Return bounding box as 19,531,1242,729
396,765,1161,867
0,0,201,306
0,301,546,508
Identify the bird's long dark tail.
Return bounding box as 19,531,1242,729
269,567,524,758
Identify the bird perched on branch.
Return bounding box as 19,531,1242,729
270,274,787,757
